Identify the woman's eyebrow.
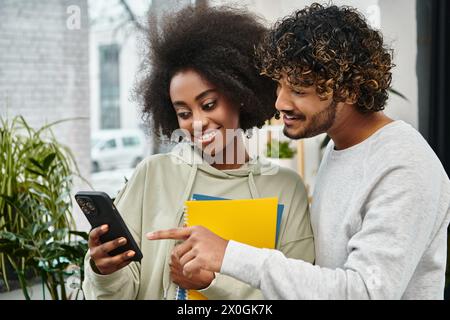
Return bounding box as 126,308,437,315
195,89,216,101
173,101,188,108
172,89,217,107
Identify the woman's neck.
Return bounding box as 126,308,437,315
211,137,250,170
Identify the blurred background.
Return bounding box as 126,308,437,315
0,0,449,299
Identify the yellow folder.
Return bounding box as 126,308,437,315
183,197,279,300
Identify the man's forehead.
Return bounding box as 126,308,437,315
276,75,312,89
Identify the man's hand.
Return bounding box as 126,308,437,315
169,245,215,289
147,226,228,277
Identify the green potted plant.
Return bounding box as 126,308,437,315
266,139,298,171
0,115,88,300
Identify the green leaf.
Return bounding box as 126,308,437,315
266,140,296,159
69,231,89,241
29,158,44,171
53,228,69,240
29,221,50,237
43,153,56,171
31,224,40,236
23,244,37,251
0,231,18,242
34,117,88,136
28,188,52,201
388,88,409,101
0,194,17,205
25,167,44,177
11,248,33,258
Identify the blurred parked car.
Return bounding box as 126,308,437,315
91,129,149,172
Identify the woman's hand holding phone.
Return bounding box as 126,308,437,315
88,224,136,275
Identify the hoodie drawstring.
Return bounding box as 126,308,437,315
162,163,198,299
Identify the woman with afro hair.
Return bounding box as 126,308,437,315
82,5,314,300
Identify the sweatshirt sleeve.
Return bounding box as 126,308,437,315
199,273,264,300
82,251,141,299
221,164,443,299
201,177,314,299
82,162,146,300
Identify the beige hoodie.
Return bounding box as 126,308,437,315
82,143,314,300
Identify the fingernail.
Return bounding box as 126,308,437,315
146,232,155,239
101,225,108,231
118,238,126,244
127,251,135,257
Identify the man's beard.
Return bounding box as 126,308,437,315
284,100,337,140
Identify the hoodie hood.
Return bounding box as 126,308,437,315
170,142,276,176
169,142,278,199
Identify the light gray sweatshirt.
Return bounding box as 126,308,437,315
221,121,450,299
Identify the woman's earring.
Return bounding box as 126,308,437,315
246,129,253,139
274,111,281,120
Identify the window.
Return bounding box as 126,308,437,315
122,136,140,147
99,44,121,129
103,139,117,150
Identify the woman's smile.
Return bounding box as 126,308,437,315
195,127,221,147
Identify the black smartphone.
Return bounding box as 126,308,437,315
75,191,143,262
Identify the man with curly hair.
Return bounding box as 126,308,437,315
150,3,450,299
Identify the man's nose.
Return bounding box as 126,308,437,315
275,86,295,113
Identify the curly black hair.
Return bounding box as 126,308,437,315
138,5,277,138
256,3,394,113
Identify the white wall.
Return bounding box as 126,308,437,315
379,0,418,129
